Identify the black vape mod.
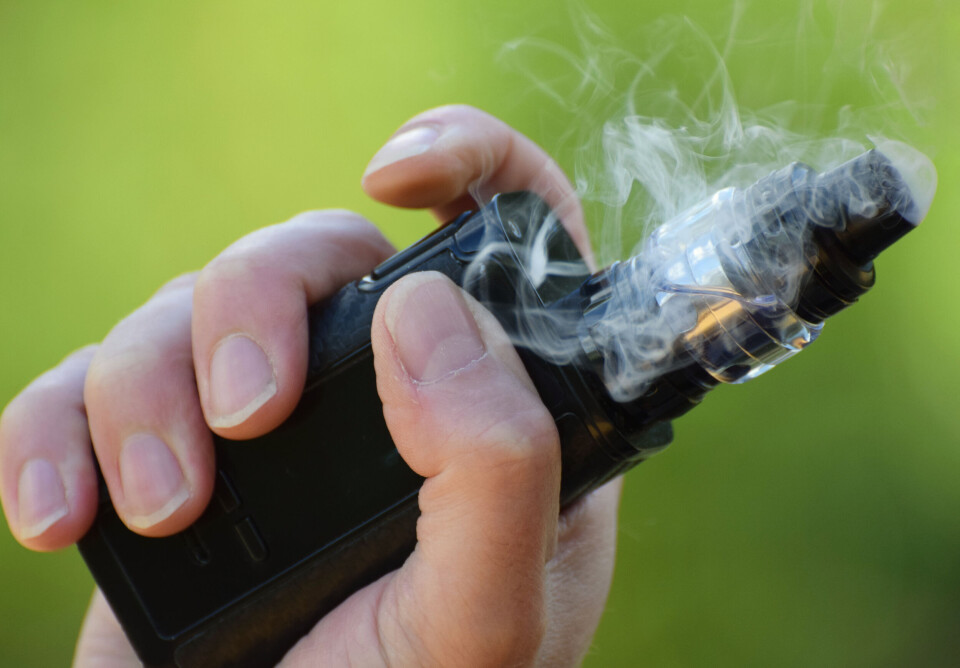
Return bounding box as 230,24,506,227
78,146,934,667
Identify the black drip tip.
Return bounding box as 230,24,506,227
807,150,920,267
789,150,924,322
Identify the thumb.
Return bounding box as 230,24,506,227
372,271,561,666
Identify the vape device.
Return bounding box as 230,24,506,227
78,145,934,667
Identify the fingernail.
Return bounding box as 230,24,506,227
385,275,486,383
17,459,69,540
364,125,441,177
119,433,190,529
208,334,277,428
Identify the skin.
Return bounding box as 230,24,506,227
0,105,621,667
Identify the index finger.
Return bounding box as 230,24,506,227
361,105,592,267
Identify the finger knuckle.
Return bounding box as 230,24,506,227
83,343,169,412
473,402,559,471
11,367,80,420
1,371,82,449
86,292,191,404
198,225,295,292
194,253,283,322
197,247,264,295
81,353,120,410
0,393,30,447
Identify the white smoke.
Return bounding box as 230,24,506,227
466,4,936,401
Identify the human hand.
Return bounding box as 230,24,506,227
1,105,619,667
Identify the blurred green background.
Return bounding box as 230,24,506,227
1,1,957,666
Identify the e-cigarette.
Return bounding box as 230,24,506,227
77,144,935,667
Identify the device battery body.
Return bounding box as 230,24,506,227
77,192,675,668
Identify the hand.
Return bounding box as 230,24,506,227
0,105,619,667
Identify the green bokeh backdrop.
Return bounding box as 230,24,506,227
1,1,957,666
